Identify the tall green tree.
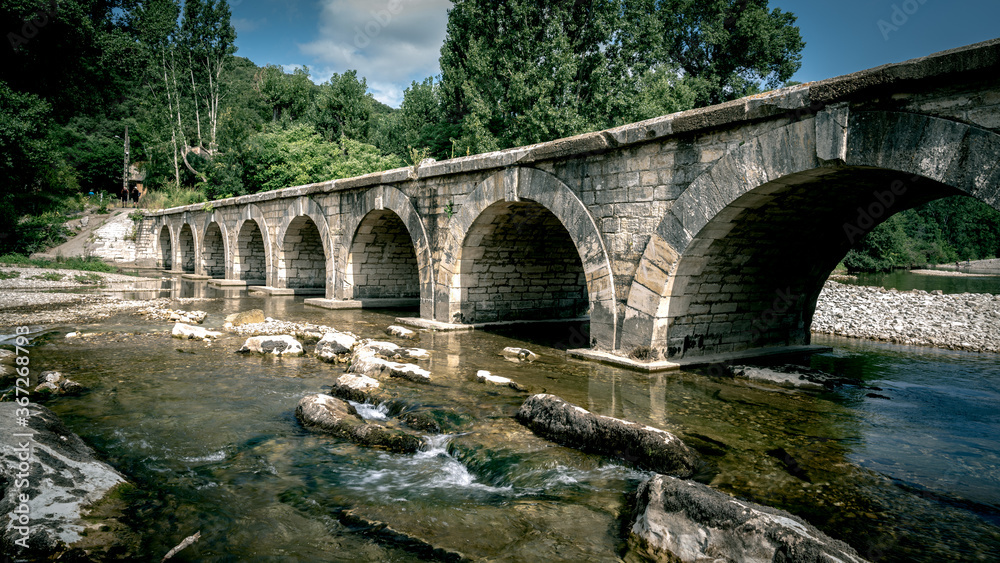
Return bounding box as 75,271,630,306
313,70,374,142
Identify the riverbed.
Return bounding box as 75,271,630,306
4,286,999,562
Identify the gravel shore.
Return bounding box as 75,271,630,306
812,281,1000,354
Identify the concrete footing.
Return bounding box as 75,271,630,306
248,286,326,296
304,298,420,310
396,316,589,333
567,345,833,373
180,273,211,280
207,279,249,287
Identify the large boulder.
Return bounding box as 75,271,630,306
295,394,423,453
171,323,222,340
315,332,357,362
0,403,137,559
515,394,700,477
224,309,265,328
348,353,430,383
629,475,869,563
238,335,304,356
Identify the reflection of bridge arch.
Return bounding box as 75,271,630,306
338,186,433,317
623,111,1000,359
438,168,617,349
275,197,331,293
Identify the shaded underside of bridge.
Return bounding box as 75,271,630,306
139,39,1000,366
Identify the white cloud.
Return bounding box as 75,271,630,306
298,0,450,106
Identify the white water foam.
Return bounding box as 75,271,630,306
348,400,390,421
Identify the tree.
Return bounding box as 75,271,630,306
314,71,374,142
627,0,805,105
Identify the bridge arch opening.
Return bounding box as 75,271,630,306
347,209,419,299
178,224,195,274
457,200,589,325
158,226,172,270
235,220,266,285
280,216,327,290
201,222,225,278
660,167,959,359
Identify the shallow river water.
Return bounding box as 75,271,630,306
9,284,1000,562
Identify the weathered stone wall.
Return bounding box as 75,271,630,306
281,217,325,289
157,226,172,269
178,224,195,273
138,39,1000,356
348,210,419,299
201,223,225,278
235,221,266,283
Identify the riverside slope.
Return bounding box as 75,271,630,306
812,281,1000,354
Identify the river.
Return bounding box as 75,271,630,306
7,275,1000,562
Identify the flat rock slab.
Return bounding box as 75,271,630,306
630,474,869,563
225,309,265,327
516,394,699,478
361,340,430,361
0,403,132,558
238,335,304,356
349,353,431,383
171,323,222,340
475,370,526,391
386,325,417,339
295,394,423,454
729,364,862,391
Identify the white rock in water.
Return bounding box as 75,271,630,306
476,370,512,385
501,347,538,362
386,325,417,339
316,332,357,361
349,353,430,383
337,373,380,391
239,335,304,356
172,323,222,340
65,332,79,338
358,340,428,361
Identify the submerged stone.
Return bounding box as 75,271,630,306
33,371,86,397
349,353,431,383
475,370,526,391
515,394,699,477
501,347,537,362
629,474,869,563
224,309,265,328
729,364,862,391
295,394,422,454
386,325,417,339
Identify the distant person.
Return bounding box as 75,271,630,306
119,186,129,208
129,186,140,208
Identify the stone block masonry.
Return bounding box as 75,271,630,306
139,39,1000,361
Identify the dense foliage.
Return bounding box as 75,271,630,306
1,0,996,268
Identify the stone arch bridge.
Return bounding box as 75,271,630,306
138,39,1000,366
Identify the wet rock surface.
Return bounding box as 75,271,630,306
171,322,222,340
501,347,537,362
728,364,863,391
474,370,526,391
224,309,265,327
348,342,431,383
34,371,86,397
813,281,1000,353
386,325,417,339
238,335,304,356
0,403,137,560
516,394,700,477
295,394,423,454
629,474,869,563
315,331,358,362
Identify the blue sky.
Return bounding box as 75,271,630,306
230,0,1000,107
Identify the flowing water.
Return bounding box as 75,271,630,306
6,280,1000,562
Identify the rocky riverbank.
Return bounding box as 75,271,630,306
812,281,1000,353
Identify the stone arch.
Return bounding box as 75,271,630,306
234,204,272,286
157,224,173,270
199,220,228,278
623,110,1000,358
338,186,433,316
437,167,617,349
275,197,332,294
177,222,197,274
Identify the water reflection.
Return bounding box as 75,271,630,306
16,295,1000,562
